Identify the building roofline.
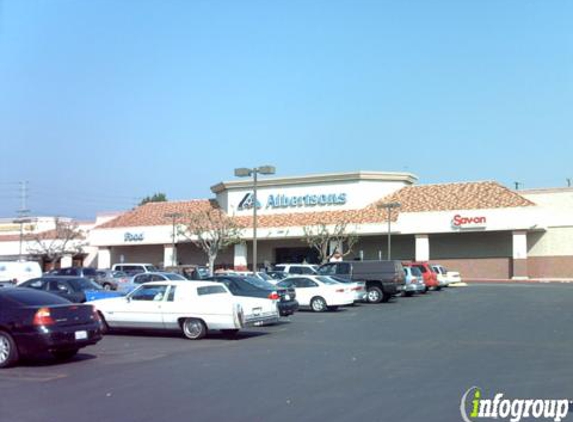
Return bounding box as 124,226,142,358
518,187,573,194
210,171,418,193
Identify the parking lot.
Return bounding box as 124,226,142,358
1,284,573,422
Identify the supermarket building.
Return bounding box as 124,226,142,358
90,171,573,280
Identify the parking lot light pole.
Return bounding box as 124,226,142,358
234,166,276,272
377,202,401,260
164,212,183,267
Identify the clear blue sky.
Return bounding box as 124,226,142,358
1,0,571,219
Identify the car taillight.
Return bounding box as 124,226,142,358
33,308,55,326
92,306,101,322
268,292,279,300
335,289,345,293
352,286,363,291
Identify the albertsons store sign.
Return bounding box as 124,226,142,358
238,192,347,211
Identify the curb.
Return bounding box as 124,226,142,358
465,279,573,285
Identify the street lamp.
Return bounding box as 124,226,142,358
377,202,401,260
164,212,183,267
234,165,276,272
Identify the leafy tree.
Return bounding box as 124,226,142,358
302,220,359,264
139,192,167,206
177,207,243,276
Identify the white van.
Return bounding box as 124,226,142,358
0,261,43,285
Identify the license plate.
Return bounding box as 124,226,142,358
75,330,88,340
285,295,290,301
252,307,262,316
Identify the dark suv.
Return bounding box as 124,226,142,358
206,275,299,317
317,260,405,303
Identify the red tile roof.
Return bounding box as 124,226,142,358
94,181,535,230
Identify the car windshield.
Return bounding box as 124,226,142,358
316,276,339,285
257,272,273,281
164,273,186,280
71,278,103,291
241,276,275,290
145,265,159,272
410,267,423,277
112,271,127,278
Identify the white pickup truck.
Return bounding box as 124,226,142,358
89,280,279,339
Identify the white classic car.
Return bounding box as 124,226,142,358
89,281,279,339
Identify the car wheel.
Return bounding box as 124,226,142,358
366,286,383,303
435,286,442,291
404,291,414,297
310,297,327,312
98,312,110,334
182,318,207,340
52,349,79,360
103,283,112,291
221,329,239,337
0,331,19,368
421,287,428,294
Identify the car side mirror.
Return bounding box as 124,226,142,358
125,296,131,303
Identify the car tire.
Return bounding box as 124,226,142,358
182,318,207,340
435,286,442,291
102,283,112,291
366,286,383,304
310,297,327,312
52,348,79,360
98,312,110,334
404,291,414,297
421,287,428,294
0,330,19,368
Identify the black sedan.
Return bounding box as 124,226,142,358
0,288,102,368
19,277,122,303
206,275,299,317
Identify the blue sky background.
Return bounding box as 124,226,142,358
1,0,571,219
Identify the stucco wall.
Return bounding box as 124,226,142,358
528,228,573,257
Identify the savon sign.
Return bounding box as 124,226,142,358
452,214,487,228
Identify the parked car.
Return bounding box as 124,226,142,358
95,269,130,290
277,276,355,312
111,263,158,276
431,264,462,285
327,276,367,302
403,266,426,296
273,264,319,275
317,260,405,303
404,262,440,291
265,271,289,282
120,272,188,294
19,277,123,302
164,265,210,280
0,288,102,368
206,275,298,317
0,261,42,285
89,281,279,339
51,267,99,284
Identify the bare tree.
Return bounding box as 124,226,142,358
26,218,86,267
302,220,359,264
178,208,243,276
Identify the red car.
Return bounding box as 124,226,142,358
403,262,440,291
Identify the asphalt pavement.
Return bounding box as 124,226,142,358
1,284,572,422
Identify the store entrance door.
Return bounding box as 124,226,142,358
275,247,320,265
